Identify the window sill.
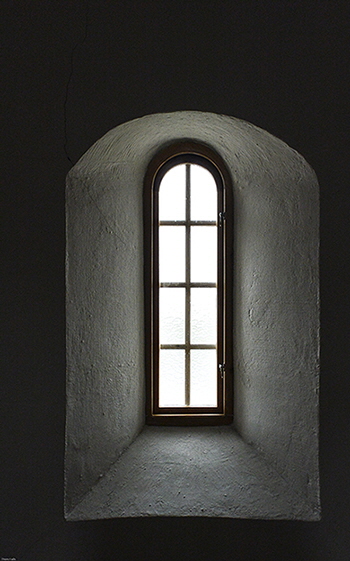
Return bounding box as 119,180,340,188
66,425,319,521
146,414,233,426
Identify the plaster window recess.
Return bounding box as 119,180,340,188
65,111,320,521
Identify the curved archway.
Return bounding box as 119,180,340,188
65,112,319,520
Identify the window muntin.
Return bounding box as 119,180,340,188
145,144,233,425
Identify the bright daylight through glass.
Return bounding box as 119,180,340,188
158,163,218,407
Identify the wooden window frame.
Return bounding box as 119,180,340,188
144,142,233,426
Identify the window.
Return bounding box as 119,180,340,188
144,142,233,425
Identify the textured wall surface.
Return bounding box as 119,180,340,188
69,427,317,521
66,168,145,513
66,111,319,519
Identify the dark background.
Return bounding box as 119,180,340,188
2,1,350,559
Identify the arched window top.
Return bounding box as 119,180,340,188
157,161,218,222
144,140,233,196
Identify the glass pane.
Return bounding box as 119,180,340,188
159,350,185,407
190,350,217,407
191,288,217,344
159,226,185,282
159,164,186,221
191,164,217,221
191,226,217,282
160,288,185,344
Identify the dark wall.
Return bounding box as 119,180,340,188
2,1,349,559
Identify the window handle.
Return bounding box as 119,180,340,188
219,212,226,227
219,363,226,379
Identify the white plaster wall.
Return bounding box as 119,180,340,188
65,111,319,518
66,167,145,512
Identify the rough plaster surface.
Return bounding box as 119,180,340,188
66,111,319,519
68,427,318,521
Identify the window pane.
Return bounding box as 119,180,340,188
159,226,185,282
159,164,186,221
160,288,185,344
191,226,217,282
191,288,217,344
190,350,217,407
159,350,185,407
191,164,217,221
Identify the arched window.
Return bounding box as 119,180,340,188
144,143,233,425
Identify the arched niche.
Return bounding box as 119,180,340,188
65,112,319,520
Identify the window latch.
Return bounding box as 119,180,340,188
219,212,226,227
219,363,226,378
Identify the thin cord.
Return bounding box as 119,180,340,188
63,0,89,165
